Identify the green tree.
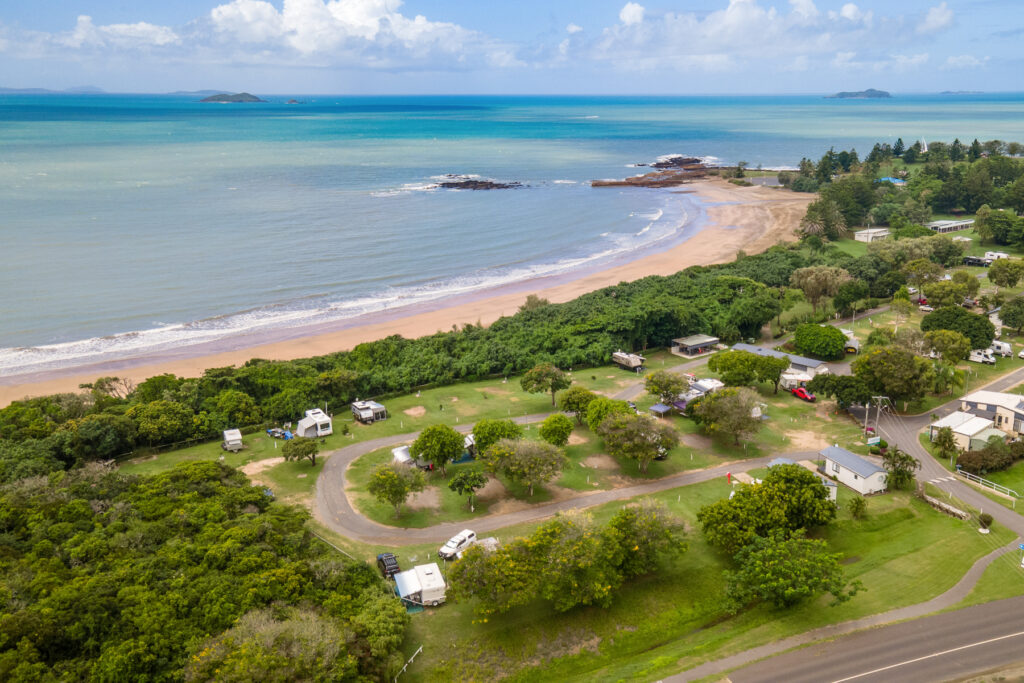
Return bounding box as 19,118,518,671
558,386,598,425
924,329,972,363
933,426,960,467
806,374,872,409
789,266,850,313
603,501,687,579
708,350,760,387
520,363,571,406
368,463,426,517
800,198,848,241
585,397,633,433
922,281,967,309
987,258,1024,290
213,389,262,427
482,438,567,496
697,464,837,555
597,412,679,473
644,369,689,404
882,447,920,490
852,347,935,407
1000,296,1024,334
974,204,994,244
693,387,762,446
901,258,944,293
930,360,965,396
411,423,464,475
538,413,574,447
448,469,489,511
893,137,905,156
127,400,196,445
725,531,861,611
951,269,980,299
755,354,792,394
920,306,996,349
793,324,847,360
471,418,524,454
847,496,868,520
832,280,870,317
282,436,320,466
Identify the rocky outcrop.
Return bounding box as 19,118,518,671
200,92,266,103
592,157,707,188
436,176,523,190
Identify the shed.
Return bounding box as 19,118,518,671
672,334,719,356
927,219,975,233
929,411,996,451
221,429,243,452
820,445,887,495
649,403,672,418
853,228,891,243
352,400,387,424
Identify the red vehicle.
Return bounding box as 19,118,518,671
790,387,816,402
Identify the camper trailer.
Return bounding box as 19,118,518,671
351,400,387,424
392,445,430,470
221,429,243,452
611,350,646,371
295,408,333,438
990,340,1013,357
394,563,447,607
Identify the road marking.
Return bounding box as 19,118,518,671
831,629,1024,682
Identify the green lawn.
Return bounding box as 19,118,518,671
830,238,868,258
391,482,1013,682
950,548,1024,610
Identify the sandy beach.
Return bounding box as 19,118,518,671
0,178,810,406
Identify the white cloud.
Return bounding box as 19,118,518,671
619,3,645,26
828,3,872,26
566,23,583,34
788,0,819,24
59,15,178,49
918,2,953,34
944,54,988,69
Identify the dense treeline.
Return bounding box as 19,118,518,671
786,136,1024,242
0,461,407,681
0,246,813,475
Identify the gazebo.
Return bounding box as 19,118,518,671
672,334,719,356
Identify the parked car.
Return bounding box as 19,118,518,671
919,305,934,312
377,552,401,579
438,530,477,559
790,387,816,402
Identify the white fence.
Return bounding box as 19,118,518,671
395,645,423,683
956,467,1021,498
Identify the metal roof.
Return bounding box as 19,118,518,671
674,334,719,346
650,403,672,413
963,391,1024,413
731,343,827,368
820,445,886,478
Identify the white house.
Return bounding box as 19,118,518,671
296,408,333,438
820,445,888,495
928,411,1003,451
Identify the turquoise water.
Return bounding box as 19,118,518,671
2,93,1023,377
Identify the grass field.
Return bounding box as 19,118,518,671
385,482,1014,682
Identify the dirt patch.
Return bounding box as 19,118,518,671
450,396,459,402
240,457,285,476
480,387,512,396
605,374,617,379
408,487,441,510
476,478,507,500
787,429,830,451
488,497,532,515
681,433,714,449
567,432,589,446
297,473,308,479
403,406,426,417
815,402,836,420
508,396,520,402
583,454,617,470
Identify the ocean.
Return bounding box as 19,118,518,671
3,92,1024,378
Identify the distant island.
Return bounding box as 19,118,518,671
199,92,266,103
941,90,984,95
826,88,891,99
0,86,105,94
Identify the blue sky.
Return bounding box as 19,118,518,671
0,0,1018,94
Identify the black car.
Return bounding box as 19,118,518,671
376,552,401,579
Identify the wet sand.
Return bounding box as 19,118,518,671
0,178,811,406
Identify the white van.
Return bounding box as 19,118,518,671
969,349,996,365
990,340,1013,357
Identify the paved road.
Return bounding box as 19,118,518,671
728,594,1024,683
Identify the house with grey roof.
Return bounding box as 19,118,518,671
731,343,831,376
819,445,888,495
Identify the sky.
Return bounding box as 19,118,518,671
0,0,1019,94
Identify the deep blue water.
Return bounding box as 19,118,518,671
2,93,1023,376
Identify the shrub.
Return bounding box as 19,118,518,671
979,512,994,529
878,439,888,449
793,324,847,360
847,496,868,520
869,446,881,455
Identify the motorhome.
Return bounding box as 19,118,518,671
969,349,996,365
990,340,1013,357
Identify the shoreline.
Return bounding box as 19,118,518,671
0,178,811,406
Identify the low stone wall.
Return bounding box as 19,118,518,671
921,494,971,521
